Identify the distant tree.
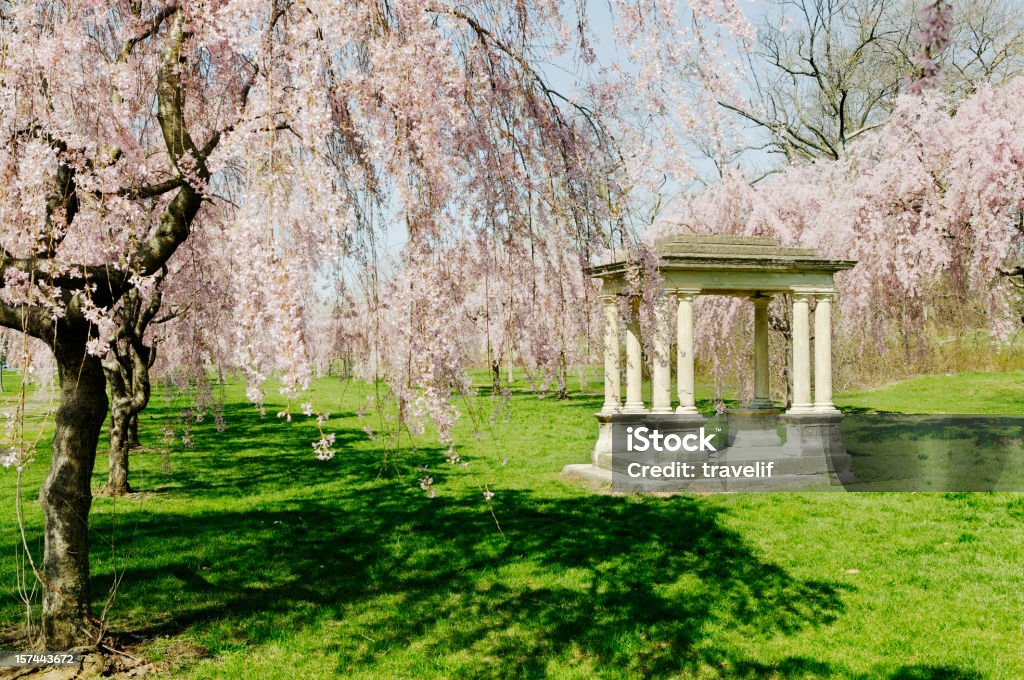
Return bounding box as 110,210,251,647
718,0,1024,163
663,76,1024,398
100,274,166,496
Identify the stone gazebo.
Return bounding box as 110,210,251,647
567,234,858,489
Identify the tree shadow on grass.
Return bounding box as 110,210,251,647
839,414,1024,492
84,468,853,677
886,667,983,680
124,403,364,497
76,402,986,678
86,484,986,679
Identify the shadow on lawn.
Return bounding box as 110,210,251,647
470,386,754,417
131,403,362,496
84,404,982,679
98,492,849,677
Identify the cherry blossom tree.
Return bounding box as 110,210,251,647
99,271,166,496
658,74,1024,399
0,0,752,650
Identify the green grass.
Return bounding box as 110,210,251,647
2,370,1024,678
835,370,1024,414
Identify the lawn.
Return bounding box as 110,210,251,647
835,370,1024,414
2,370,1024,678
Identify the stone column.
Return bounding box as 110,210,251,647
788,292,814,414
750,296,772,408
813,291,839,413
651,296,672,413
675,290,699,415
601,295,621,414
623,299,646,413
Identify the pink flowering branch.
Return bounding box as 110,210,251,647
906,1,954,94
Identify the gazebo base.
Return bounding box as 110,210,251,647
591,411,708,470
579,410,854,492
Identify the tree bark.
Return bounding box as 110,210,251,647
103,356,151,496
104,369,133,496
40,336,107,649
128,414,140,448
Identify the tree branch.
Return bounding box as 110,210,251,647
117,177,185,199
718,99,837,159
118,5,179,62
133,12,205,277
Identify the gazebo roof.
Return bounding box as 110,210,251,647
588,234,857,296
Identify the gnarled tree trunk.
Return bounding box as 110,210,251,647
40,334,108,649
104,369,133,495
101,284,161,497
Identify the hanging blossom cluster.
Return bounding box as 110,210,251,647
907,1,954,94
455,234,603,397
0,328,55,470
358,229,603,444
303,0,759,462
365,243,476,444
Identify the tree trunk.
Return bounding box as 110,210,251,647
102,369,133,496
101,283,158,496
491,360,501,393
556,351,568,400
128,414,140,448
40,339,107,650
107,404,133,496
